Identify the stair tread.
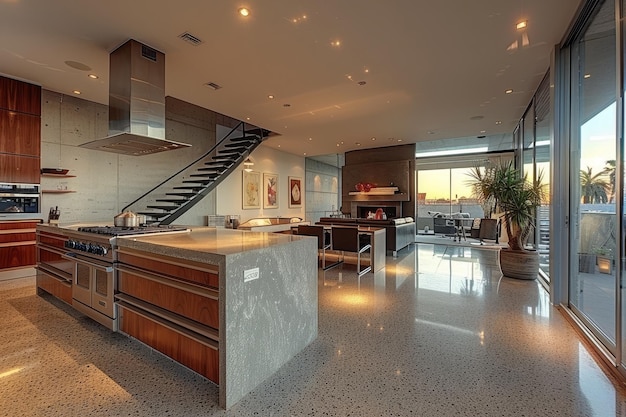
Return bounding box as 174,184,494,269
155,199,188,203
224,143,254,148
137,212,170,219
166,193,196,197
173,186,203,190
147,205,180,211
183,180,213,185
196,168,224,172
190,172,219,176
204,161,233,166
229,136,259,142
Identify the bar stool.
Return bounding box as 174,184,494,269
330,226,372,276
297,225,341,270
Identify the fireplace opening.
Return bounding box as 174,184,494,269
357,206,398,219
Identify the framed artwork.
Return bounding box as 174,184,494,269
263,172,279,209
242,170,261,209
288,176,302,208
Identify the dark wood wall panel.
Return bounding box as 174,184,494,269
0,76,41,115
342,144,416,218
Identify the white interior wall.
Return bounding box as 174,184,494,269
216,144,305,224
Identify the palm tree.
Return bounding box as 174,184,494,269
580,166,610,204
605,160,616,203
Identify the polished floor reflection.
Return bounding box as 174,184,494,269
2,243,626,416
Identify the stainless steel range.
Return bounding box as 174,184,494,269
60,225,188,330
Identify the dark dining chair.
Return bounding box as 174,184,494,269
297,225,340,270
330,226,372,276
478,218,499,244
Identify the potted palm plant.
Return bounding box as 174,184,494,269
467,161,546,280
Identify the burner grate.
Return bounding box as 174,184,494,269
77,226,188,236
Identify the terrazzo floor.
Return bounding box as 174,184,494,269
2,243,626,416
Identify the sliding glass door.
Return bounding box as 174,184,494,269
568,0,617,349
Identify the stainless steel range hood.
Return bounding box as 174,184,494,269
80,39,191,156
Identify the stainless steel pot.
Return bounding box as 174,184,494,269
114,211,139,227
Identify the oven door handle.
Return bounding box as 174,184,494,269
62,253,114,272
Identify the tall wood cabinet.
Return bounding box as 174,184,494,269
0,76,41,184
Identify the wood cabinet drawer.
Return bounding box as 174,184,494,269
0,244,36,269
0,221,39,231
118,303,219,384
0,231,35,244
117,250,219,289
118,266,219,330
36,269,72,304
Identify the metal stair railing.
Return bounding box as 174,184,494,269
121,121,265,224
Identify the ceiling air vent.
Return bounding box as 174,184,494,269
179,32,203,46
141,44,158,62
204,82,222,90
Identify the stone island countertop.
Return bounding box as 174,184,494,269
115,226,307,264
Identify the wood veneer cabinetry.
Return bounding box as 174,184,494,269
0,111,41,156
0,76,41,115
35,227,73,304
116,248,220,384
0,76,42,184
0,220,39,269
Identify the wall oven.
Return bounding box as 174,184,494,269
0,183,40,214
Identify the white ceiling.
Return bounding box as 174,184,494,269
0,0,581,157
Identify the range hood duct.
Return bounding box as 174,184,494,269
80,39,191,156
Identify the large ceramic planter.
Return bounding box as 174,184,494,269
499,248,539,280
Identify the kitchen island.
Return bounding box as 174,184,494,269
36,224,318,409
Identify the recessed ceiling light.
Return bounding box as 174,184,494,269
87,74,98,79
268,95,275,99
364,68,369,73
480,130,486,133
397,139,402,142
357,81,366,86
73,90,81,95
238,7,250,17
246,117,251,120
371,137,376,141
516,20,527,30
331,40,341,47
495,121,502,125
584,74,591,79
505,89,513,94
308,137,313,141
336,143,340,147
303,152,307,156
356,142,361,146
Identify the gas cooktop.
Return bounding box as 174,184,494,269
77,225,188,236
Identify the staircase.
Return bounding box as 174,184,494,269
122,122,268,225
